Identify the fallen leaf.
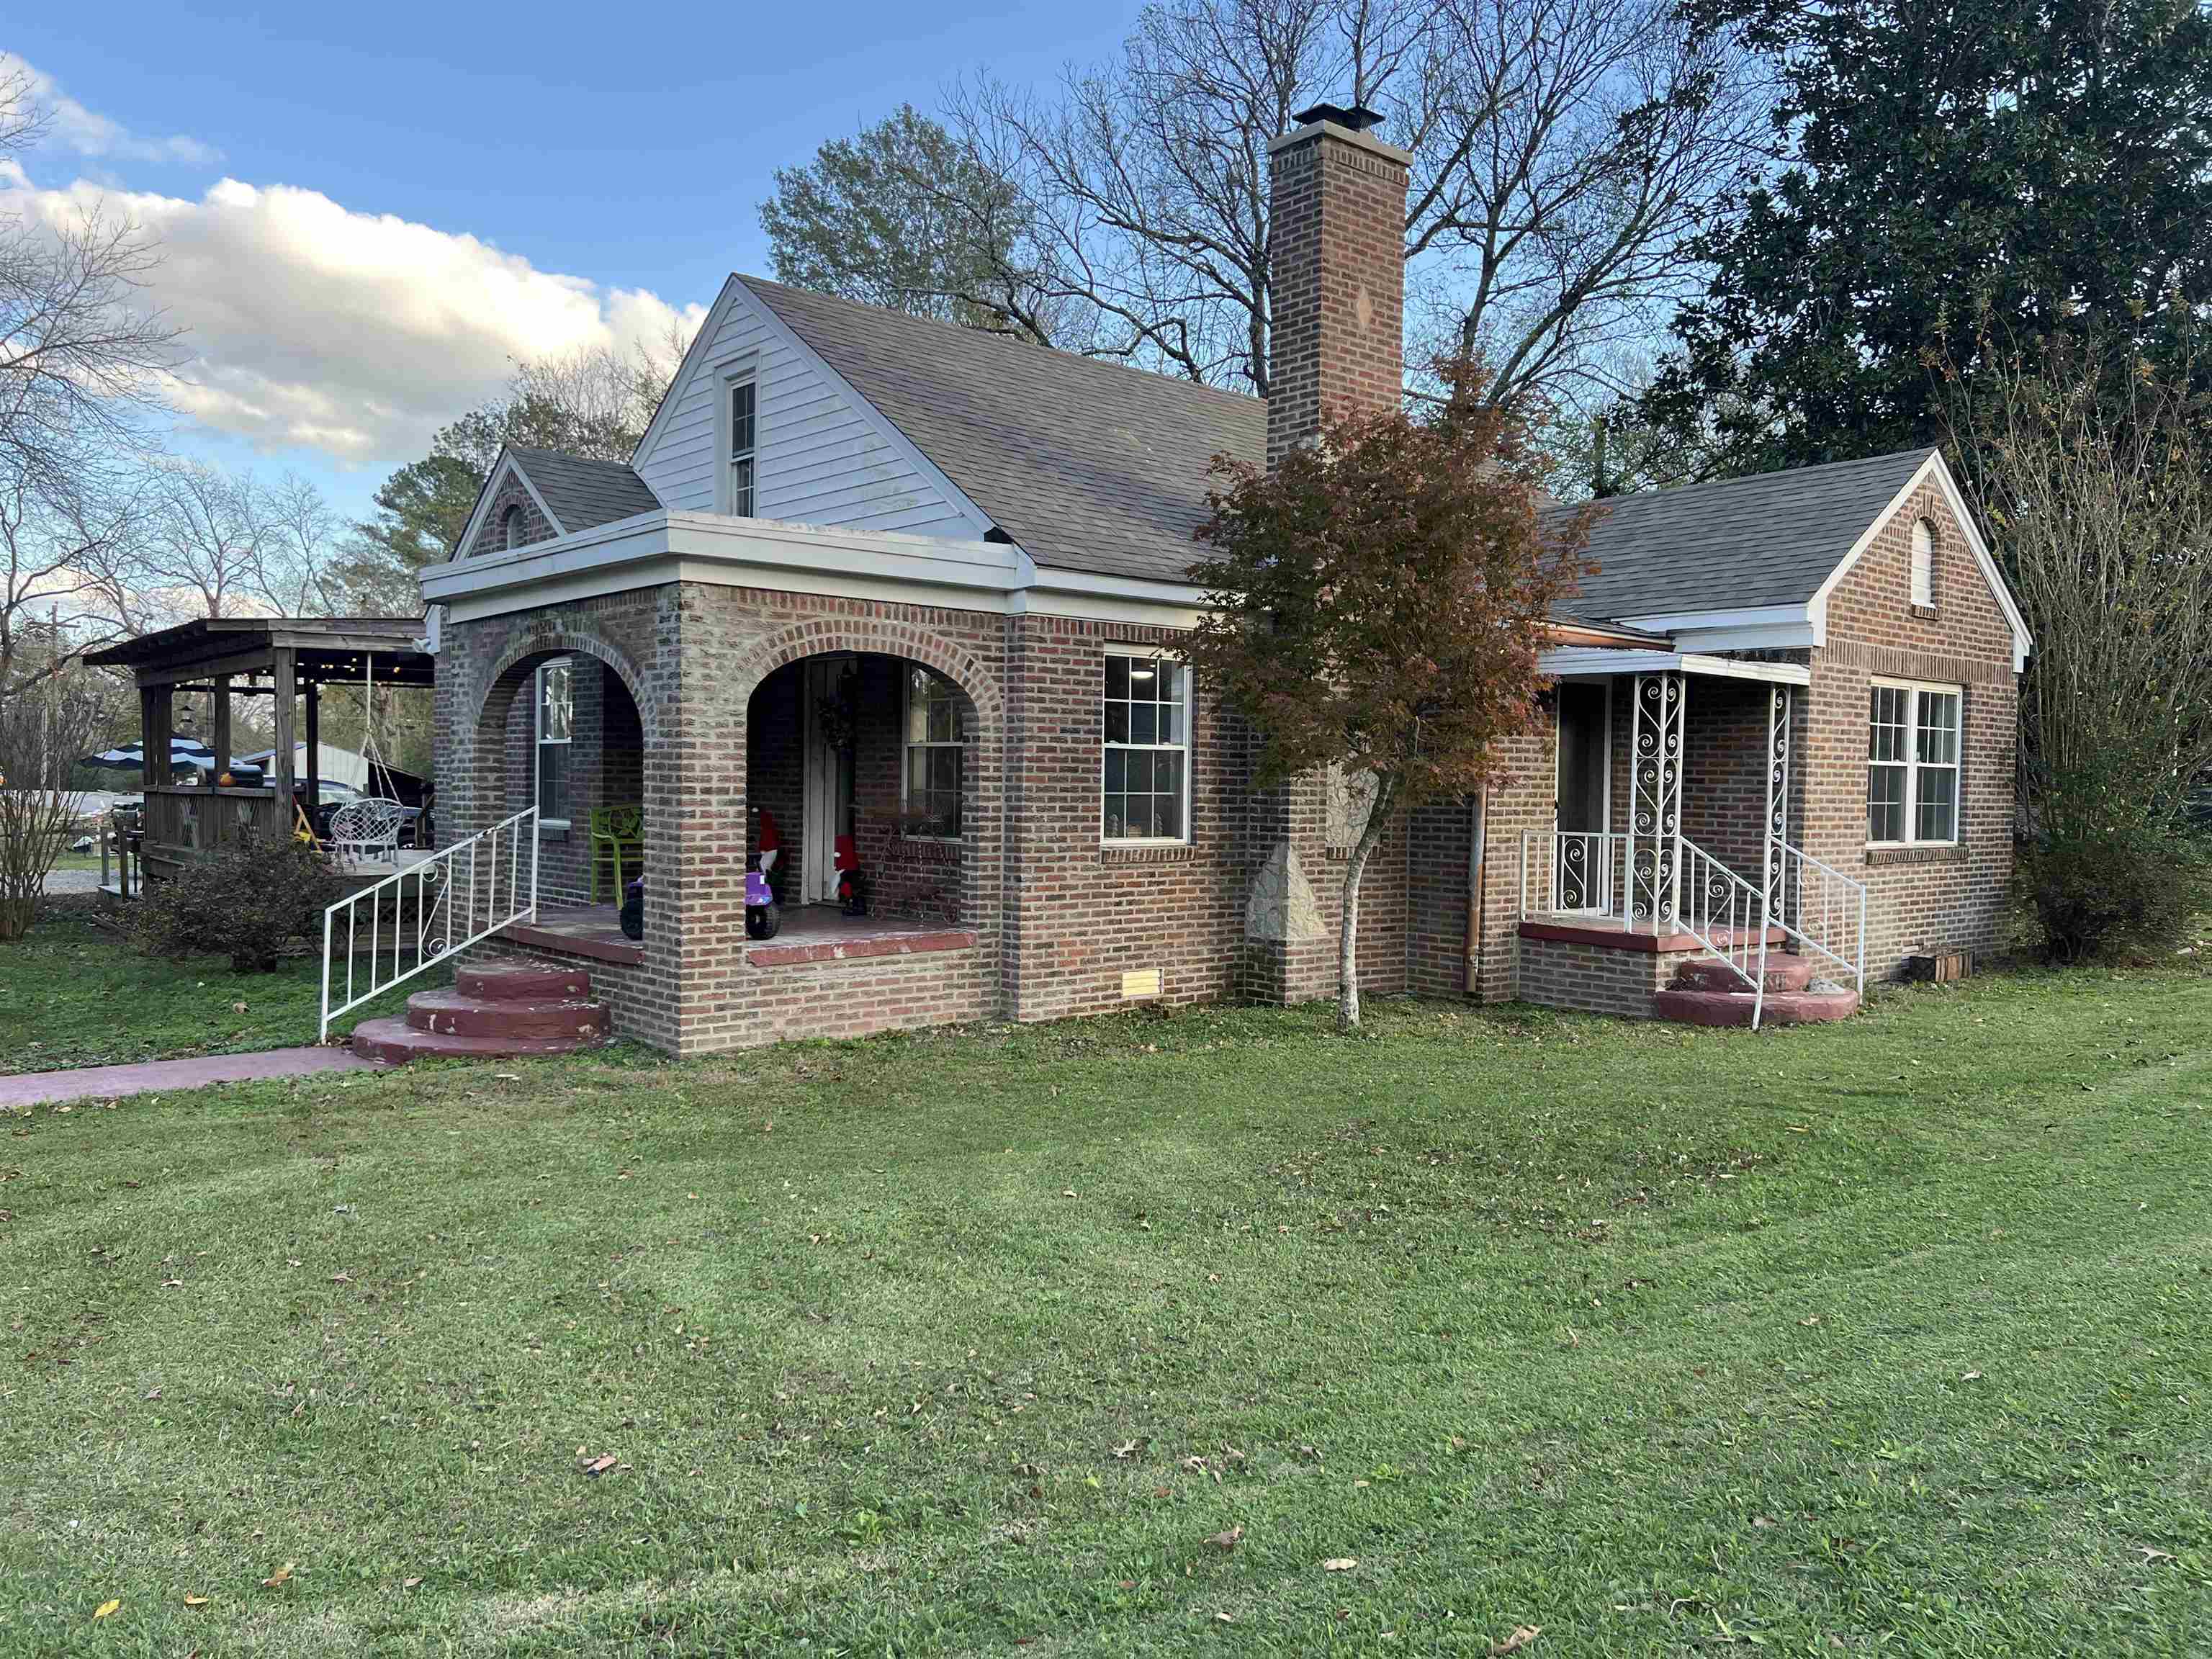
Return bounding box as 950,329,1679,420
1324,1557,1357,1572
2136,1545,2175,1563
1215,1611,1234,1624
161,1279,183,1289
1752,1515,1776,1528
1205,1525,1244,1552
1799,1316,1820,1326
1490,1624,1541,1655
1961,1370,1982,1381
1062,1189,1077,1199
232,1002,248,1015
261,1563,294,1588
403,1575,423,1588
582,1453,619,1476
143,1387,162,1401
1113,1439,1139,1460
331,1272,351,1284
1118,1579,1136,1590
183,1593,208,1606
94,1599,120,1619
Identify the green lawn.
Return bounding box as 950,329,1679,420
2,965,2208,1655
0,896,442,1072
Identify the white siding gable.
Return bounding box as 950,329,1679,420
634,277,989,539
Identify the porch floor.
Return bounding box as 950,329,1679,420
1520,912,1786,953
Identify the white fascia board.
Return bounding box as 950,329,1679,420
1613,603,1817,655
421,509,1212,628
1805,449,2032,671
451,449,567,562
1668,622,1817,653
1614,603,1808,634
1539,647,1810,686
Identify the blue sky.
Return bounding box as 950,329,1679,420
6,2,1138,518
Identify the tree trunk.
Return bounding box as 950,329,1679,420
1336,774,1399,1033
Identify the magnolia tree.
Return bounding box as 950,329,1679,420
1187,364,1594,1028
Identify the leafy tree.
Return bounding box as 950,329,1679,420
761,105,1053,338
1647,0,2212,470
1185,361,1594,1028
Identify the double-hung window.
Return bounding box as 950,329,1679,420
727,377,757,516
903,667,963,839
1102,651,1190,842
536,657,573,827
1868,679,1960,845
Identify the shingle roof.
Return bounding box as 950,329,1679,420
1555,448,1937,623
508,446,662,534
739,276,1267,583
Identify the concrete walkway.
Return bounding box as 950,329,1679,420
0,1046,379,1107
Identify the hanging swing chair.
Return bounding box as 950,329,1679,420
325,650,408,868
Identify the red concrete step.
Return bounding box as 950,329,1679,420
1674,954,1820,994
1651,984,1861,1028
350,1017,598,1065
404,989,610,1041
455,963,593,1003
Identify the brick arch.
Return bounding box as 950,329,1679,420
472,621,662,747
731,617,1001,736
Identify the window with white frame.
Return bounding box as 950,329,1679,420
501,503,526,551
1910,518,1936,606
536,658,573,826
726,377,757,516
902,666,963,839
1868,679,1960,845
1102,651,1190,842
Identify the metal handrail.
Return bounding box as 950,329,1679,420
1676,834,1772,1030
318,806,539,1040
1773,841,1868,995
1518,830,1627,919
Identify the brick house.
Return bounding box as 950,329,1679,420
411,102,2029,1055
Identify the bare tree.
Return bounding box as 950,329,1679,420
0,461,145,703
245,472,343,615
0,649,105,939
945,0,1765,404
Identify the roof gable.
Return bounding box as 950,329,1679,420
505,448,661,533
737,276,1267,583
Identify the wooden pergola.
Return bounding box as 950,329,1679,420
84,617,436,881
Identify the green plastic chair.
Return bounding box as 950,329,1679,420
590,804,644,902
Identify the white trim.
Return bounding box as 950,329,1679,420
421,509,1213,627
714,359,760,518
534,657,573,829
633,276,1002,546
1807,450,2031,671
1538,647,1812,686
1100,645,1192,848
1866,676,1961,848
452,450,568,562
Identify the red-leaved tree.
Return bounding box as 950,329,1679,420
1187,362,1595,1029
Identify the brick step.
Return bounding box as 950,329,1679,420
1673,955,1820,994
455,963,594,1003
1650,985,1861,1028
404,989,610,1041
350,1016,604,1065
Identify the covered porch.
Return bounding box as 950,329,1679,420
1511,652,1866,1017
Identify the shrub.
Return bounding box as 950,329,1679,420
2022,819,2206,964
135,832,344,973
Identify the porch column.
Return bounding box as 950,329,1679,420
1763,685,1793,919
140,683,172,786
271,647,297,809
303,680,320,834
210,675,232,784
1627,673,1684,929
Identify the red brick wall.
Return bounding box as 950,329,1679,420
744,662,806,899
1515,932,1708,1017
1681,678,1777,881
1803,477,2020,975
461,472,556,558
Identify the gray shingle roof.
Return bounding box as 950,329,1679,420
508,446,662,534
739,276,1266,583
1555,448,1937,623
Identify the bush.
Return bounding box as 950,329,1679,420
2022,821,2206,963
135,833,344,973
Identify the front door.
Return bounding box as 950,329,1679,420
801,658,856,904
1555,681,1611,912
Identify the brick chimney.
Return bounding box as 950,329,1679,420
1266,102,1411,466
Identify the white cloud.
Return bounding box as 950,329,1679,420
3,52,222,168
1,166,709,469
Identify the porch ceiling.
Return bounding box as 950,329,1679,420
1538,647,1810,686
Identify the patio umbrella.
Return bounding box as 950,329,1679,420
81,739,264,781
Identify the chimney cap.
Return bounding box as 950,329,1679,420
1290,101,1385,134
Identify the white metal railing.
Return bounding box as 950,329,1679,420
1773,841,1867,995
319,806,539,1040
1519,830,1627,919
1676,835,1773,1025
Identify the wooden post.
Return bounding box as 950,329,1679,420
211,675,233,785
271,648,297,821
141,683,172,786
304,679,321,832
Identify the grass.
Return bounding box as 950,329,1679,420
0,896,443,1073
1,963,2209,1655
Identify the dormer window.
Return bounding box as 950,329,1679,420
500,503,526,551
727,377,757,516
1910,518,1935,607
